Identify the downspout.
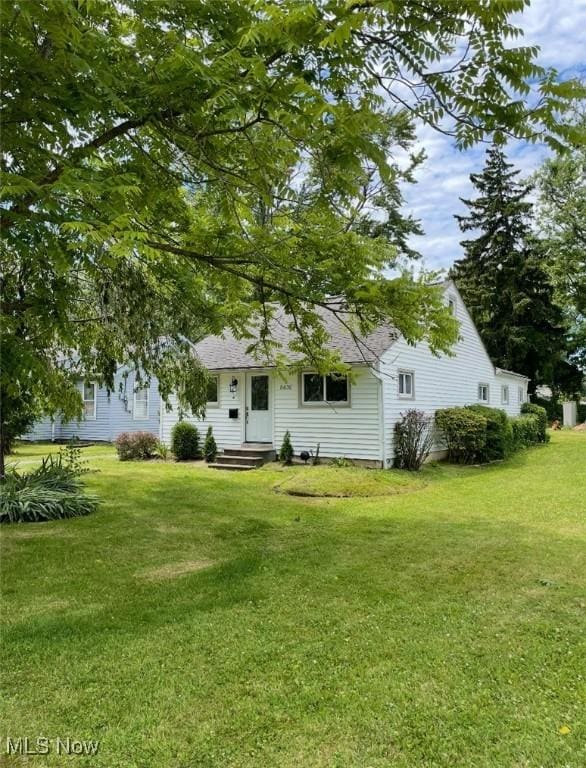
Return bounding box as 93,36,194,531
371,364,388,468
158,386,164,444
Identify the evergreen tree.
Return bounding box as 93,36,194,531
204,427,218,464
451,146,569,394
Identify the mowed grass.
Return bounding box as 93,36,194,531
274,464,427,497
1,432,585,767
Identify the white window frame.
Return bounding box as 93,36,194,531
300,372,350,407
518,386,525,403
398,370,415,399
133,384,149,420
478,383,490,403
206,375,220,408
448,294,457,316
82,381,97,421
501,385,509,405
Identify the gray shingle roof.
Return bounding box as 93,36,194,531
192,306,397,370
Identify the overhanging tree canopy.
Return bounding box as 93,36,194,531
1,0,582,464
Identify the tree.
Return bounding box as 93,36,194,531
1,1,581,476
534,112,586,377
450,145,573,393
204,427,218,464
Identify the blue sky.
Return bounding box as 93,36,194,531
400,0,586,273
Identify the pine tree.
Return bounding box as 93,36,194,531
450,146,568,393
279,431,294,465
203,426,217,463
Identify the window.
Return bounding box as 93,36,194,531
448,295,457,315
82,382,97,420
398,370,415,399
206,376,219,405
301,373,349,405
133,385,149,419
518,386,525,403
478,383,489,403
501,385,509,405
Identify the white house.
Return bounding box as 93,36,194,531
160,281,529,467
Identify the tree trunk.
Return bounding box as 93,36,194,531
0,438,6,480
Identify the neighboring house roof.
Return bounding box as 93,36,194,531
495,367,530,381
192,305,398,370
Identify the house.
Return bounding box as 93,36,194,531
24,367,160,443
160,281,529,467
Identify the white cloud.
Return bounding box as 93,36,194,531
398,0,586,272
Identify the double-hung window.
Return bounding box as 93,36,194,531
478,383,489,403
518,386,525,403
82,382,97,420
501,385,509,405
301,373,349,405
398,370,415,399
133,385,149,419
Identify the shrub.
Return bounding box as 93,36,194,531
465,405,513,461
156,441,169,461
115,431,159,461
203,426,217,463
329,456,353,468
511,414,541,448
171,421,200,460
393,410,435,471
435,407,487,464
279,431,294,465
0,450,98,524
521,402,548,442
532,396,561,423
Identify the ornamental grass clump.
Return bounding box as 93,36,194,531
0,446,98,524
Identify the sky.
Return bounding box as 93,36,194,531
400,0,586,273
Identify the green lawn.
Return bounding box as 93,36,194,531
1,433,585,767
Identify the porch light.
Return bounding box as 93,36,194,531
229,377,238,393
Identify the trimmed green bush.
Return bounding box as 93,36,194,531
115,431,159,460
465,405,513,461
511,414,541,448
521,402,548,442
435,408,487,464
171,421,200,460
279,431,294,465
203,426,217,463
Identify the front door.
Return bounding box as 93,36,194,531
245,373,272,442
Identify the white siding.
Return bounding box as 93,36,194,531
380,284,528,463
273,366,382,461
161,366,383,462
160,372,244,448
23,417,57,441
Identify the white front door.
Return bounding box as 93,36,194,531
245,373,272,442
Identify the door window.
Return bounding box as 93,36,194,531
251,376,269,410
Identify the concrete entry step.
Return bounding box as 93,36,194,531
208,462,257,472
210,444,276,470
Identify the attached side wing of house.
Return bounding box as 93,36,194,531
378,281,529,464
